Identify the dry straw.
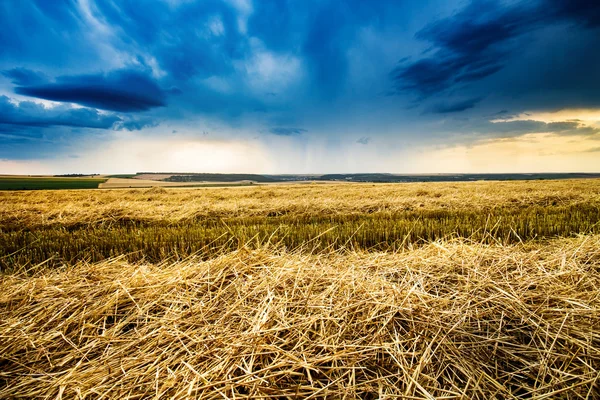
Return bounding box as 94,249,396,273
1,235,599,399
1,179,598,228
3,180,600,269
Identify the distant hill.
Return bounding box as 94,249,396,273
318,173,600,182
163,173,279,183
131,172,600,183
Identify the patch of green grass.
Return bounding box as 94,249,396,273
105,174,137,179
0,177,106,191
164,173,277,182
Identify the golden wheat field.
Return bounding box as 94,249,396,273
1,180,600,399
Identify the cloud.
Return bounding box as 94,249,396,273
249,0,392,98
392,0,600,98
392,1,529,97
14,69,167,112
430,97,483,114
113,117,160,131
0,93,160,161
0,0,418,124
497,109,600,124
548,0,600,27
268,127,307,136
488,119,600,137
88,0,248,81
1,0,599,169
486,110,600,136
2,68,48,85
441,117,600,145
0,95,120,130
0,1,93,68
0,95,158,133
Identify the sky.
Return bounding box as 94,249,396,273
1,0,600,174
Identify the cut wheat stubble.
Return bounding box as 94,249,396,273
1,235,599,399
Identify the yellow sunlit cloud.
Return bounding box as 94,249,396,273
493,108,600,125
412,133,600,173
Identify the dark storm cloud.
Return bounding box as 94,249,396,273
1,0,406,128
14,69,167,112
269,127,307,136
547,0,600,27
2,0,600,163
0,95,158,133
113,117,160,131
2,68,48,86
392,0,533,97
0,95,120,130
430,97,483,114
392,0,600,98
3,0,392,124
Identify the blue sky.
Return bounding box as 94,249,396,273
1,0,600,174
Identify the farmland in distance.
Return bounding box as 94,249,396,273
1,179,599,398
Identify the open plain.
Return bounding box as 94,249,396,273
1,179,599,398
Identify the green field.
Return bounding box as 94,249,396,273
104,174,137,179
0,177,106,190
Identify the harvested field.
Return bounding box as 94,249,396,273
98,178,255,189
99,177,181,188
132,174,175,181
1,179,599,398
4,179,599,227
1,236,599,398
1,180,600,268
